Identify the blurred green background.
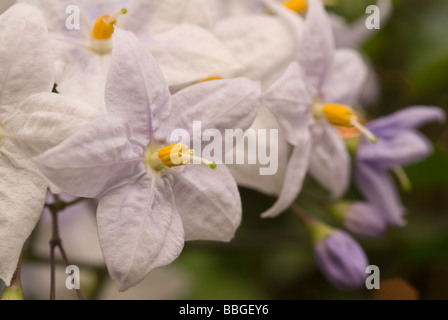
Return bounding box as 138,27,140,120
2,0,448,300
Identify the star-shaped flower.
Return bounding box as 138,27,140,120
35,28,261,290
0,4,97,286
259,0,369,217
355,106,445,226
20,0,242,110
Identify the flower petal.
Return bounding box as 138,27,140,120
172,164,241,242
150,25,242,87
121,0,215,34
355,161,405,226
321,49,368,105
358,130,433,168
261,137,312,218
2,92,100,158
226,107,290,197
368,106,446,138
106,28,172,146
0,154,47,286
166,77,260,152
0,3,53,107
262,62,312,146
213,14,296,86
309,121,350,199
299,0,335,96
97,174,184,291
34,115,145,198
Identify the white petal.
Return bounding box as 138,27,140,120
213,14,297,86
97,174,184,291
55,49,110,113
165,78,260,150
150,25,242,87
173,164,241,242
34,115,146,198
262,62,312,146
0,3,53,107
121,0,215,34
261,138,312,218
226,107,290,196
2,92,100,158
0,154,47,286
321,49,368,105
309,121,350,199
107,28,172,146
298,0,335,96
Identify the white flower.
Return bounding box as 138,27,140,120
0,4,98,287
35,29,261,291
20,0,242,109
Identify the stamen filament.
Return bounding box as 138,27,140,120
191,155,216,169
351,118,377,143
392,166,412,192
104,8,127,24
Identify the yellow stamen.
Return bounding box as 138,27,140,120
92,8,127,40
323,104,377,143
283,0,308,13
201,76,224,82
157,143,216,169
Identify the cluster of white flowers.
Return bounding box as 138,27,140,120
0,0,445,295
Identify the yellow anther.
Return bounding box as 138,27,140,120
323,103,377,143
201,76,224,82
158,143,193,168
92,9,127,40
283,0,308,13
322,104,355,127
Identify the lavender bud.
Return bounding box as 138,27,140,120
344,202,387,238
315,230,369,290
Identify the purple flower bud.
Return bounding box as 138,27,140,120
315,230,369,290
344,202,387,238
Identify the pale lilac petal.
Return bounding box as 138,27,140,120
172,164,241,242
315,230,369,290
344,202,387,238
355,161,405,226
34,116,145,198
56,50,110,113
0,154,47,286
213,14,297,86
0,3,53,107
150,25,242,87
299,0,335,96
261,137,312,218
2,92,100,158
226,107,290,197
97,174,184,291
368,106,446,138
18,0,91,40
166,78,260,152
121,0,215,34
358,130,433,168
309,121,350,199
106,28,172,146
262,62,312,146
321,49,368,105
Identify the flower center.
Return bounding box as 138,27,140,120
282,0,308,13
91,8,127,54
145,143,216,172
313,99,377,143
